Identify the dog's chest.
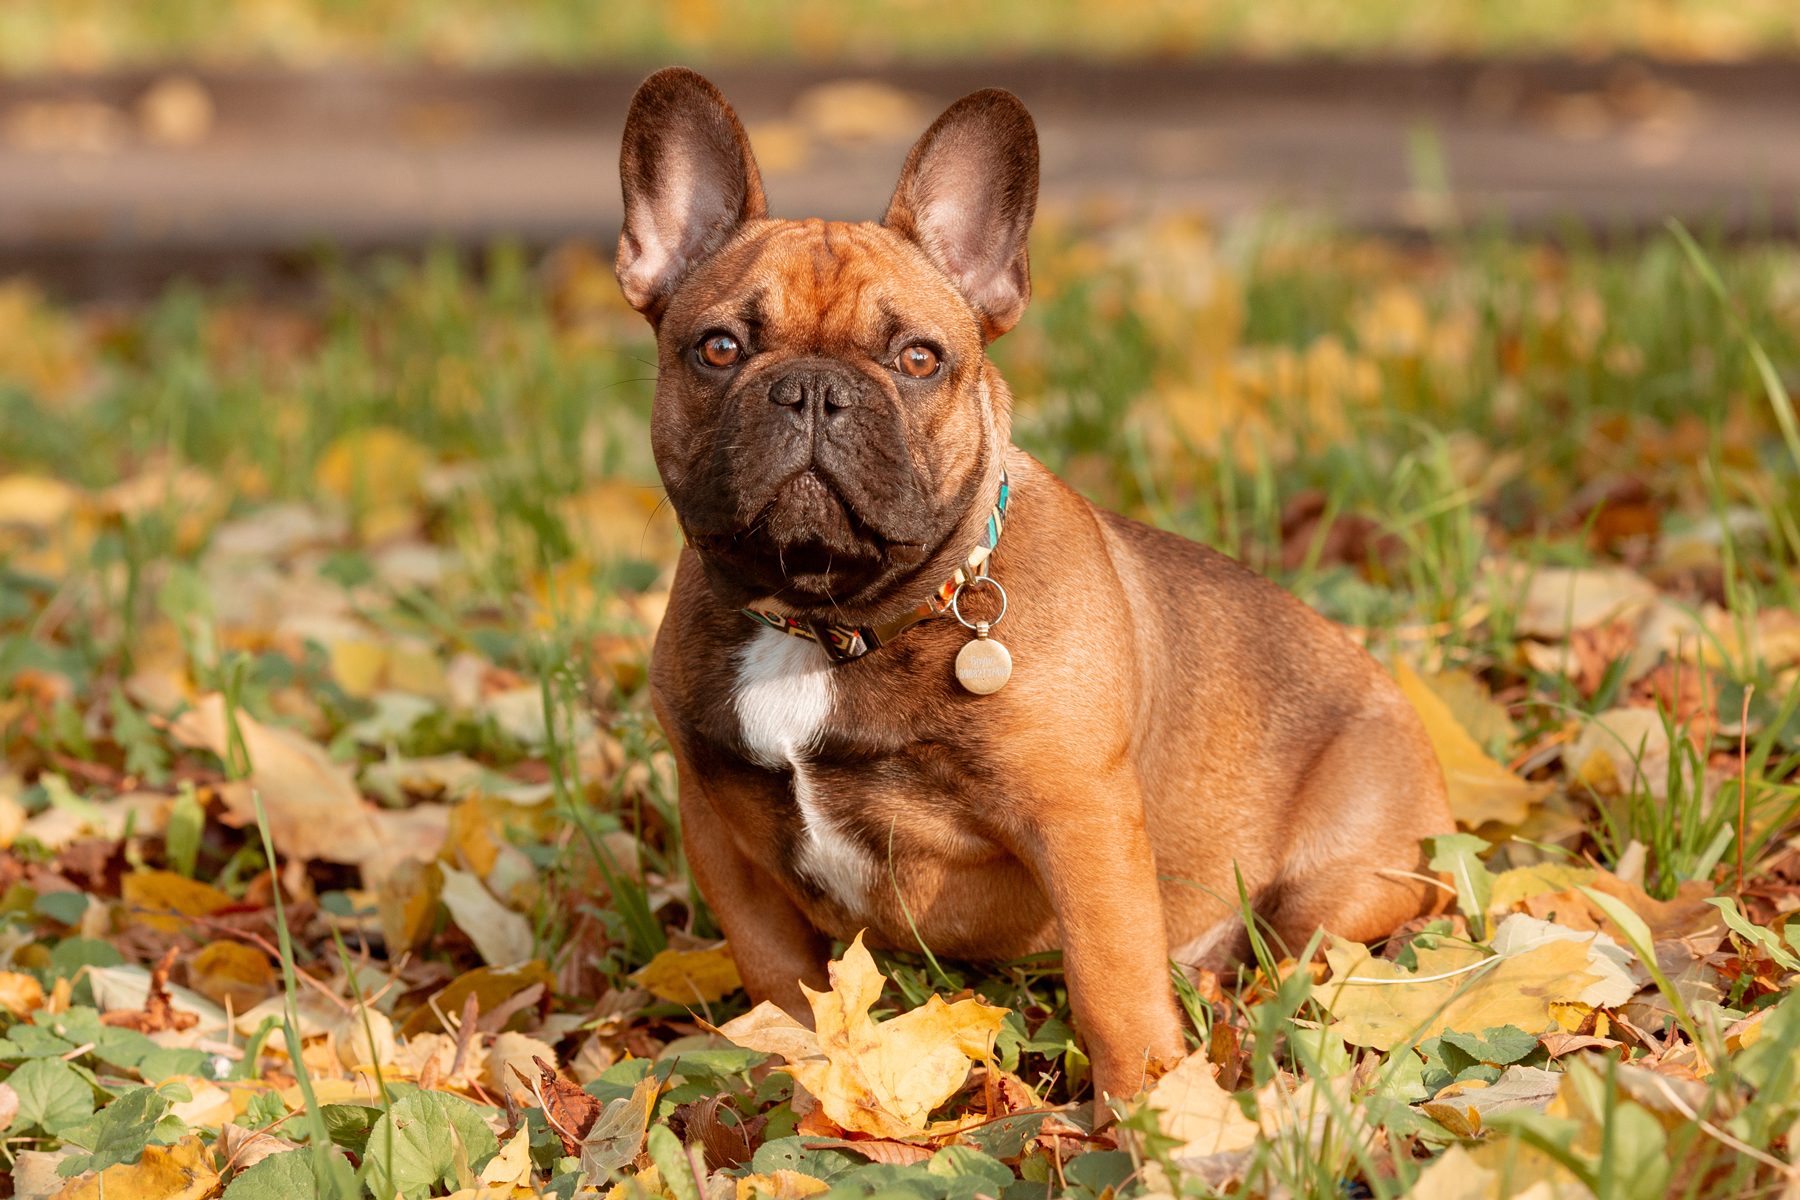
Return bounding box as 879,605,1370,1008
730,627,876,911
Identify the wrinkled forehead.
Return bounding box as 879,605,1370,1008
684,219,972,346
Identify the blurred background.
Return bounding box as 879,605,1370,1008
4,1,1800,292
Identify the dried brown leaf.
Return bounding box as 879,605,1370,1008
100,948,198,1034
516,1054,601,1156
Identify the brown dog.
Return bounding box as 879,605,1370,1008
615,68,1452,1102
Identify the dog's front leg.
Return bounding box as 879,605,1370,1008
1017,774,1190,1105
673,759,829,1017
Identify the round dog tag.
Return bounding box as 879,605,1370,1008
955,634,1012,694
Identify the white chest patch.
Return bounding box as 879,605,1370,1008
732,627,875,911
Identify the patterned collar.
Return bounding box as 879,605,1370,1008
740,468,1011,663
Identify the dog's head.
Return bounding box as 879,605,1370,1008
616,68,1037,613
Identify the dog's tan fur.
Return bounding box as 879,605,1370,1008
616,68,1453,1102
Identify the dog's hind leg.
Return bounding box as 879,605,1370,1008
1262,709,1453,958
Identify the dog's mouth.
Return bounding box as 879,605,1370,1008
687,471,924,604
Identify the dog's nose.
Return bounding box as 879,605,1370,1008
768,362,859,414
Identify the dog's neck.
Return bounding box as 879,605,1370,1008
737,449,1012,661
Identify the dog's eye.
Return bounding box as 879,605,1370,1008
697,332,742,369
895,344,940,378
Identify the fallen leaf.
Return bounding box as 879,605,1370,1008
1421,1065,1563,1136
1567,708,1674,797
808,1138,933,1165
187,940,276,1011
1490,915,1640,1008
1539,1032,1622,1058
576,1073,660,1183
313,426,433,540
169,694,385,867
119,870,233,934
233,988,340,1040
218,1121,298,1173
1414,1140,1591,1200
22,791,168,851
629,944,743,1005
331,1006,397,1070
1415,669,1518,748
1145,1050,1259,1157
52,1135,218,1200
100,948,199,1034
477,1126,533,1188
1510,565,1657,639
14,1151,79,1200
438,864,534,966
165,1076,233,1127
1321,933,1600,1049
557,480,677,563
520,1054,602,1155
1409,1144,1494,1200
397,961,554,1039
360,804,452,897
0,473,79,529
1489,863,1598,915
0,970,47,1015
0,790,25,850
716,933,1008,1138
735,1171,830,1200
1523,873,1722,943
88,963,226,1034
393,1031,486,1090
486,1031,557,1101
377,856,444,961
672,1092,764,1171
1397,663,1550,828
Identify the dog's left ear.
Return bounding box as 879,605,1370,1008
885,89,1039,342
616,67,767,321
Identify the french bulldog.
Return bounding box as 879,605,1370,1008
615,67,1452,1102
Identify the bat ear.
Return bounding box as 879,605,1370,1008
884,89,1038,341
615,67,767,321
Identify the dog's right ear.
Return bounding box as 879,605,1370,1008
616,68,766,322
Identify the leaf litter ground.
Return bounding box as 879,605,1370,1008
2,221,1800,1197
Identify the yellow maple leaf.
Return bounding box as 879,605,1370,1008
1396,663,1550,828
1320,936,1600,1050
1146,1048,1339,1161
1145,1050,1259,1157
629,945,743,1005
716,933,1007,1138
53,1135,218,1200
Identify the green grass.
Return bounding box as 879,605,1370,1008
2,215,1800,1195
